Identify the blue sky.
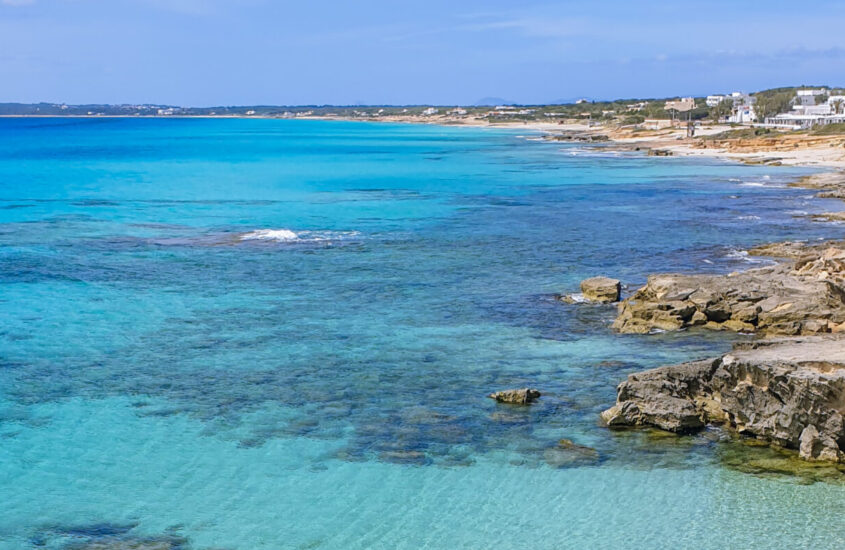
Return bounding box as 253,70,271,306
2,0,844,105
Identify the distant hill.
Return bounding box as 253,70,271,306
474,97,516,106
549,97,592,105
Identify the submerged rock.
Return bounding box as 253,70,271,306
612,245,845,335
68,540,187,550
601,336,845,462
544,439,600,468
488,388,541,405
378,450,431,466
579,277,622,303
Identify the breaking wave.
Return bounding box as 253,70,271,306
237,228,361,244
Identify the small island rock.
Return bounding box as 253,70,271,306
488,388,541,405
580,277,622,303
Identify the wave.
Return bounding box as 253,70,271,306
737,215,761,221
739,182,766,187
237,228,361,244
239,229,299,242
725,249,772,265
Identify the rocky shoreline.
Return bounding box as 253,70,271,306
601,337,845,461
592,171,845,465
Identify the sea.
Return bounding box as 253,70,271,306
1,118,844,549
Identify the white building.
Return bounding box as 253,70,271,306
706,95,727,107
827,96,845,114
728,105,756,123
421,107,439,116
766,113,845,129
792,104,832,116
765,89,843,128
794,89,828,106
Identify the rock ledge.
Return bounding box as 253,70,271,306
601,336,845,462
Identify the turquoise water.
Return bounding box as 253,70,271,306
1,118,844,549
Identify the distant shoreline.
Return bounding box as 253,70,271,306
4,113,844,169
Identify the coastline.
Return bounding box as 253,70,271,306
585,165,845,465
6,113,845,169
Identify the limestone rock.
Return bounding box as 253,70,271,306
601,336,845,462
613,244,845,335
488,388,541,405
579,277,621,303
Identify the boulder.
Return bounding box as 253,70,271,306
799,425,844,462
579,277,621,303
601,336,845,462
488,388,541,405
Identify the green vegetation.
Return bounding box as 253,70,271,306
752,90,793,122
808,122,845,135
709,99,733,121
702,127,776,140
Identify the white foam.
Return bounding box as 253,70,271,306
239,229,299,242
725,249,771,265
237,228,362,244
739,182,766,187
737,215,761,221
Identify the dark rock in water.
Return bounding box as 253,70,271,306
543,439,600,468
547,132,609,143
647,148,673,156
601,336,845,462
488,388,541,405
579,277,621,303
378,450,431,466
66,539,188,550
613,244,845,335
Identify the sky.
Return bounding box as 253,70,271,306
2,0,845,106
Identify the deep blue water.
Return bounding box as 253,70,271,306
1,118,844,549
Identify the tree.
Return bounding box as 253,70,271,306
710,99,733,122
833,99,844,115
753,91,793,122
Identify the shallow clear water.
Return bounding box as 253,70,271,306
1,118,844,549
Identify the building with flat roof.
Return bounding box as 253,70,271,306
664,97,695,112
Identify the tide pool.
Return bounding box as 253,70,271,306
1,118,844,549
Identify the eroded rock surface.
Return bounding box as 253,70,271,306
613,246,845,335
580,276,621,303
488,388,541,405
601,336,845,462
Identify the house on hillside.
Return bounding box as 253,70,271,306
794,89,828,106
664,97,695,112
765,89,845,128
728,105,756,123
